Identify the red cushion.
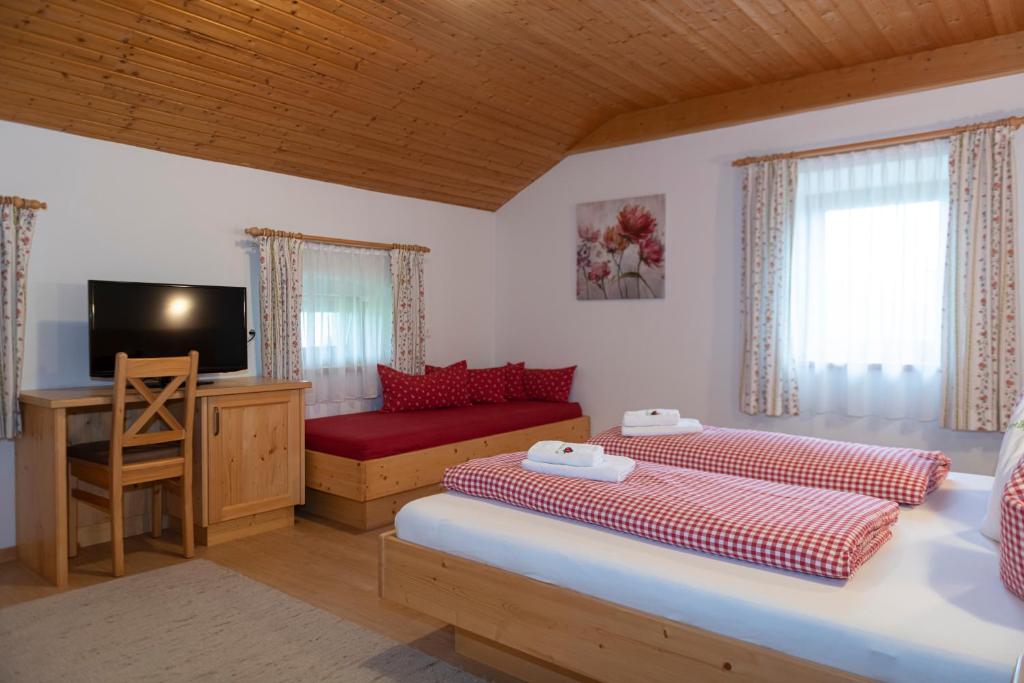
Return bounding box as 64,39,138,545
523,366,576,402
378,361,470,413
504,361,527,400
305,401,585,460
427,363,508,404
1001,458,1024,599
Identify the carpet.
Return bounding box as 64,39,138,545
0,559,482,682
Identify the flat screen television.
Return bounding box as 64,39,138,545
88,280,248,378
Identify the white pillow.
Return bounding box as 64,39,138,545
981,395,1024,541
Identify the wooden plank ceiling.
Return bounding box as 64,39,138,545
0,1,1021,211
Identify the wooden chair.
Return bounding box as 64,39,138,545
67,351,199,576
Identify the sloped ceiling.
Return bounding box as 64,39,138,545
0,1,1022,210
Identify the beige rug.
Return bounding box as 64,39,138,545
0,560,482,682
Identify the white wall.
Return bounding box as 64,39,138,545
3,76,1021,549
0,121,497,547
495,74,1024,476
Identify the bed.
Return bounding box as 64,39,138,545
381,472,1024,683
303,401,590,529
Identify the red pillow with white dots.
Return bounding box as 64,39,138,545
522,366,576,403
504,362,528,400
427,363,508,404
378,361,471,413
1000,458,1024,600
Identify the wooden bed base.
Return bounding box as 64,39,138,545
303,415,590,530
379,531,872,683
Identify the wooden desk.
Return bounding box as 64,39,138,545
15,377,311,587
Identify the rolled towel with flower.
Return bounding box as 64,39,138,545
527,440,605,467
522,454,635,483
622,419,703,437
623,408,681,428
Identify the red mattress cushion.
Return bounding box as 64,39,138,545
305,401,584,461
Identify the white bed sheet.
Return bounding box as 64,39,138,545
395,472,1024,683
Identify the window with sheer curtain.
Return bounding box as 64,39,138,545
790,140,950,420
301,243,393,418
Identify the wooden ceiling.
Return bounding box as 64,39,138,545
1,1,1022,211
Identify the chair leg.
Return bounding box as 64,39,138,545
67,467,78,559
151,485,163,538
110,488,125,577
181,474,194,559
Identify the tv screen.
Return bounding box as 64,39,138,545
88,280,248,377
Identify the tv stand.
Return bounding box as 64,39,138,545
14,376,311,587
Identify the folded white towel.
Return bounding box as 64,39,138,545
622,408,681,427
621,418,703,437
522,454,636,483
527,440,604,467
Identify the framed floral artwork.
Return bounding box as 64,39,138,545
576,194,665,300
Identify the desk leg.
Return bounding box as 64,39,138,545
15,404,68,587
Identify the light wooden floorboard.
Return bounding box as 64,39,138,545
0,511,516,682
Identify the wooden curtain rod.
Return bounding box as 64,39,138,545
732,115,1024,167
0,195,47,210
245,227,430,253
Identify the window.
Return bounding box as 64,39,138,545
301,243,392,418
790,140,949,420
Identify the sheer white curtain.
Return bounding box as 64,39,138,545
301,243,393,418
791,140,950,420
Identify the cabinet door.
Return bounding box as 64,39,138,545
206,390,303,523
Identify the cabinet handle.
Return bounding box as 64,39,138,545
213,407,220,436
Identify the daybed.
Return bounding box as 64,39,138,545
381,472,1024,683
303,401,590,529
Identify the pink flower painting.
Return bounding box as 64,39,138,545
576,194,665,300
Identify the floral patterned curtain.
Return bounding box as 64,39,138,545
0,200,38,438
740,158,799,416
389,248,425,374
256,235,303,381
941,124,1020,431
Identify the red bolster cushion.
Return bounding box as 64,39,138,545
426,363,508,404
1000,458,1024,599
504,361,528,400
378,361,470,413
523,365,576,402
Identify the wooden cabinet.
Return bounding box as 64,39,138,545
204,390,304,524
16,378,311,586
195,385,307,545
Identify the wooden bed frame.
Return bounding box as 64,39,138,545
379,531,873,683
303,415,590,530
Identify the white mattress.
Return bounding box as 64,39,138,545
395,472,1024,683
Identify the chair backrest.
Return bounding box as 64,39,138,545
109,351,200,470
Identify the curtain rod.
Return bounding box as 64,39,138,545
0,195,47,210
732,115,1024,167
245,227,430,253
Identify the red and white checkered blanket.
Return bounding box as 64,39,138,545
443,453,899,579
588,426,950,505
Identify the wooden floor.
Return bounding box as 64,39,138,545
0,511,515,682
